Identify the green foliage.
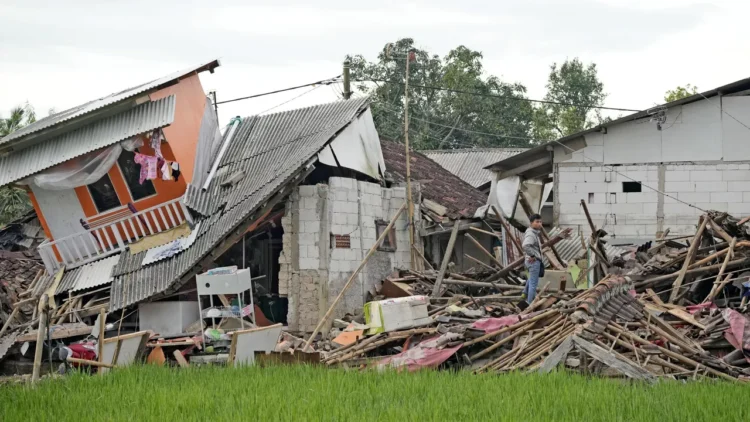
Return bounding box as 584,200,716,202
665,84,698,102
0,104,36,225
2,365,749,421
532,58,606,139
348,38,534,150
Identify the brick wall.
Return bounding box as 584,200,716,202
557,162,750,239
279,177,417,332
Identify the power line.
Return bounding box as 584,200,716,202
697,92,750,132
353,78,641,112
216,75,341,105
255,85,323,116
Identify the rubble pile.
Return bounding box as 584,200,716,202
301,210,750,382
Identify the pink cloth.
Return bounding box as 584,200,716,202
134,153,158,184
722,308,750,363
472,315,521,333
377,335,461,371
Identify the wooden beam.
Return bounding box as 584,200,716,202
669,216,709,303
304,203,406,350
172,350,190,368
491,205,523,256
432,222,461,297
97,308,106,374
464,233,503,268
31,295,48,384
67,357,115,368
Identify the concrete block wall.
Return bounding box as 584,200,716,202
557,161,750,240
280,177,417,332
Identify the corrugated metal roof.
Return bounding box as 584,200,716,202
109,98,370,310
1,59,218,146
0,95,175,186
548,227,630,264
0,332,19,362
423,148,527,189
56,254,119,293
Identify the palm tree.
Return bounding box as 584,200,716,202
0,104,36,226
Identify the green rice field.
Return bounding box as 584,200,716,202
1,365,748,421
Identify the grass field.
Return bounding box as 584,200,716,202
1,365,748,421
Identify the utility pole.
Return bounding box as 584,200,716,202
342,60,352,100
404,51,416,269
210,91,219,123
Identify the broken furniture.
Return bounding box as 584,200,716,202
196,266,257,346
228,323,283,366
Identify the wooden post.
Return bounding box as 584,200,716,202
669,216,709,303
304,203,406,350
97,308,106,373
431,222,461,297
32,294,48,384
403,51,416,269
464,233,504,268
491,205,523,257
342,60,352,100
0,306,19,338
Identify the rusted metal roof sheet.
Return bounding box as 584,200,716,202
0,95,176,186
548,227,630,264
1,60,218,145
423,148,527,189
110,98,370,310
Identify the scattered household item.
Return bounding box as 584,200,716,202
228,323,283,366
364,296,432,335
196,266,256,345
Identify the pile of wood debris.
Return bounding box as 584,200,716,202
293,208,750,382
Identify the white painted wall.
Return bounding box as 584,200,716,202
29,184,89,240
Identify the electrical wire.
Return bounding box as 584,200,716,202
216,75,340,105
255,85,323,115
354,78,641,112
697,92,750,132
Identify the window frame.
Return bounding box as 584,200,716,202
375,219,397,252
86,172,122,214
116,149,158,203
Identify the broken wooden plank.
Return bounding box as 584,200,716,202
172,350,190,368
432,222,461,297
667,308,707,330
669,216,709,303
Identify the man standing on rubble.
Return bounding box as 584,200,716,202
522,214,544,304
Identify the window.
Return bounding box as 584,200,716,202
375,220,397,252
331,234,351,249
88,173,120,213
118,150,156,201
622,181,642,193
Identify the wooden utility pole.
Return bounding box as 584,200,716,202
342,60,352,100
404,51,416,269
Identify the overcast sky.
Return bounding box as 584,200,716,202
2,0,748,129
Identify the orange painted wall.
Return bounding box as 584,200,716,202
27,189,53,241
74,139,187,219
149,73,207,184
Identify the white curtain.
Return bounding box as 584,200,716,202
21,138,143,190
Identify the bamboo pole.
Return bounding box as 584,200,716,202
464,233,504,268
97,308,106,374
669,216,709,303
432,222,461,297
0,306,19,337
31,294,48,384
304,203,406,350
403,52,416,269
67,357,114,368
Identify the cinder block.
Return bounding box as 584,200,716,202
307,245,319,259
619,171,648,182
663,202,697,215
729,203,750,214
579,182,609,193
559,172,585,182
304,221,320,233
584,171,606,183
558,183,577,193
710,192,742,203
677,192,710,203
646,170,659,181
347,214,359,225
665,171,690,182
697,202,728,212
624,192,658,203
723,170,750,181
738,164,750,170
642,203,658,214
558,192,586,204
664,181,694,192
299,208,318,222
690,170,723,181
728,181,750,192
558,166,581,172
299,258,320,270
299,233,315,246
743,192,750,202
298,185,317,196
334,189,349,201
695,181,727,192
613,203,643,214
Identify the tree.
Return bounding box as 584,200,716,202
532,59,606,140
664,84,698,102
0,104,36,226
348,38,534,150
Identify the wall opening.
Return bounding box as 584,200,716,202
375,219,397,252
622,181,642,193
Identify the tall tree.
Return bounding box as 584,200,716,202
664,84,698,102
532,58,606,140
0,104,36,226
348,38,534,150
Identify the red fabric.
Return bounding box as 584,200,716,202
377,335,461,371
471,315,520,333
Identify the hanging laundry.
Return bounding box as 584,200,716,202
171,162,181,182
134,152,158,184
150,129,164,159
161,160,173,181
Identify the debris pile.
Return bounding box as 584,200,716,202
302,210,750,382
